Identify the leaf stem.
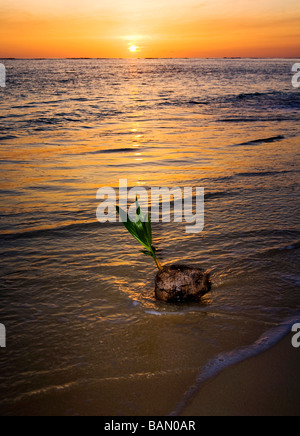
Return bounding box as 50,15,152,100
154,256,163,271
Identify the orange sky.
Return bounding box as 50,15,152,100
1,0,300,58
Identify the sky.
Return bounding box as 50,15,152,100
1,0,300,58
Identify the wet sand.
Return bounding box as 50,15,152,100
181,332,300,416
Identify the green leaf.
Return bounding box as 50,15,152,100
116,204,150,250
135,196,145,223
116,198,162,270
144,214,153,246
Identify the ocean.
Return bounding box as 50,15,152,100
0,58,299,415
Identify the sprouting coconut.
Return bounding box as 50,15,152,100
116,198,211,303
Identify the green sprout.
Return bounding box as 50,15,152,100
116,197,163,270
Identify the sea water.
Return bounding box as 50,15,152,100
0,59,299,415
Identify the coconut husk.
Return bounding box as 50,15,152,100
155,264,211,303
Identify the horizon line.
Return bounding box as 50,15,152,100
0,56,299,60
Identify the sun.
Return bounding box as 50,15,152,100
129,45,138,53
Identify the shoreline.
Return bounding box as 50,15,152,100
180,331,300,416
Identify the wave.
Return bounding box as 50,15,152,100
234,91,266,100
0,135,18,141
187,100,209,106
0,191,236,238
262,241,300,257
217,116,298,123
170,316,300,416
279,273,300,287
221,228,300,240
204,190,239,201
224,90,300,109
0,220,103,240
236,169,299,178
83,147,142,155
210,169,300,183
3,214,299,244
158,99,208,108
281,242,300,251
156,90,300,113
0,189,20,196
232,135,285,147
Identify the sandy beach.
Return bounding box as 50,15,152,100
181,332,300,416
